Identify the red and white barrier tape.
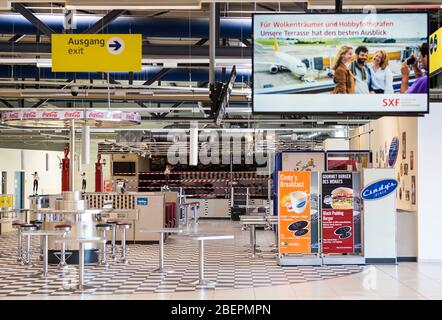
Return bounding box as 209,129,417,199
113,171,269,175
115,178,269,183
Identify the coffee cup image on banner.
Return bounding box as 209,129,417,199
287,220,309,237
334,226,352,239
282,191,309,213
324,187,354,210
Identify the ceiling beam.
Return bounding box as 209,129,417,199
11,3,56,37
81,10,126,34
142,68,171,86
8,34,25,43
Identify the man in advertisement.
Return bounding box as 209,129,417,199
349,46,374,94
400,42,428,94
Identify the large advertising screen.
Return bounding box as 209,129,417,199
253,13,429,113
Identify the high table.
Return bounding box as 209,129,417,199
240,215,269,258
56,237,106,290
184,234,234,288
139,227,183,273
32,208,105,264
21,229,68,278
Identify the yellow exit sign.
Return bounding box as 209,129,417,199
51,34,142,72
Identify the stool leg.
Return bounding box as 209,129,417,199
111,225,116,261
25,234,32,266
59,236,67,267
79,242,84,289
98,230,109,267
17,229,23,263
120,228,128,264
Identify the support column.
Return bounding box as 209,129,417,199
209,3,216,85
69,120,75,191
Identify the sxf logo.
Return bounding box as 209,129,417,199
383,98,400,107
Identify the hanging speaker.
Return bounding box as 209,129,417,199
81,124,90,165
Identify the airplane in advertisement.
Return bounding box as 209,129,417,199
255,37,309,80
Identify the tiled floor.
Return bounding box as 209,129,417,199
0,220,441,300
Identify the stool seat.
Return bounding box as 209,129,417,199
107,220,119,224
55,224,72,232
117,222,131,229
12,221,25,227
55,224,72,229
30,220,42,224
96,223,112,228
21,223,37,228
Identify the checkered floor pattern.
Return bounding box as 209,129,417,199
0,220,363,296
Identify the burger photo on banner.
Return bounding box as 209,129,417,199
321,172,355,254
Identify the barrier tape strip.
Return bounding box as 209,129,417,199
114,178,270,183
124,185,268,189
112,171,270,175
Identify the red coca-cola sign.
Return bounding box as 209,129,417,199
6,112,19,120
22,111,37,119
89,112,105,119
64,111,81,118
42,111,59,119
112,113,122,119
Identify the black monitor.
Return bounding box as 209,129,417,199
215,65,237,126
112,161,136,176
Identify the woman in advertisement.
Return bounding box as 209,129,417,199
332,45,355,94
369,50,394,94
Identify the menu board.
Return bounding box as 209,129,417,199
321,172,354,254
278,171,311,254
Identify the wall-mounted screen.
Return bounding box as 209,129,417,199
112,161,136,176
253,13,429,113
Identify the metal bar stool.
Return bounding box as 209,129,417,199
117,221,131,265
95,223,112,267
54,224,72,267
12,221,25,263
106,220,119,261
30,220,43,260
21,223,38,266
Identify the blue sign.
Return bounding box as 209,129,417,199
136,197,148,206
361,179,398,201
388,137,399,167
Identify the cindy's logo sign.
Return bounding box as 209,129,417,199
361,179,398,201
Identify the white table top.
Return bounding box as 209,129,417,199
54,237,106,244
241,221,269,225
139,228,184,233
237,204,271,209
191,234,234,241
21,230,67,236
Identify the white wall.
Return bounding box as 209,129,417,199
418,104,442,261
0,148,63,208
350,117,418,211
73,139,111,193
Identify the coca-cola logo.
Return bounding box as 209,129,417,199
8,112,19,119
64,111,81,118
42,111,58,118
126,114,135,120
89,112,104,119
112,113,122,119
23,111,37,119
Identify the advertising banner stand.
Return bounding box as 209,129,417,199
362,168,398,264
277,171,322,266
321,171,365,265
